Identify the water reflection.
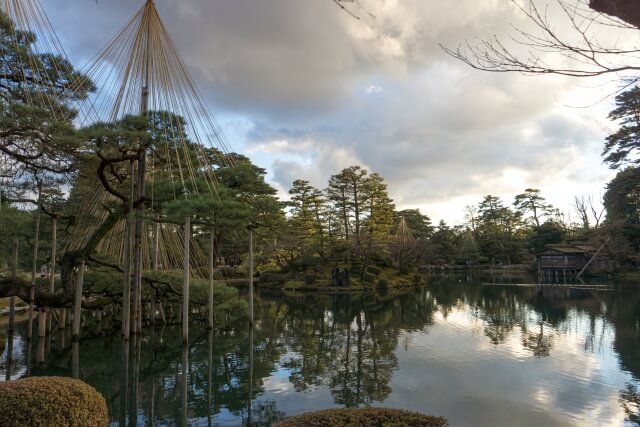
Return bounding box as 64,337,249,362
0,274,638,426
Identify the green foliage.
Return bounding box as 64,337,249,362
81,268,247,324
0,377,108,427
395,209,433,239
528,221,565,253
325,166,395,257
363,272,376,283
514,188,553,228
603,167,640,263
288,180,328,259
304,274,318,285
603,86,640,169
378,278,390,289
0,329,5,355
274,407,448,427
0,11,94,196
259,271,289,285
0,200,32,271
350,259,363,277
367,265,382,276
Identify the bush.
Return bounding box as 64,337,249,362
413,274,423,284
363,272,376,283
0,330,5,354
0,376,108,427
275,407,448,427
378,278,390,289
367,265,382,276
259,271,288,285
304,274,317,285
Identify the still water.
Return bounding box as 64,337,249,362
1,274,639,426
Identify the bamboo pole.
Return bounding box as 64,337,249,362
182,217,190,343
208,227,214,329
72,261,85,339
122,160,134,339
249,229,254,327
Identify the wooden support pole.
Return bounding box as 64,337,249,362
119,339,130,427
28,202,41,340
182,217,190,344
48,217,57,332
159,303,166,325
122,160,134,339
59,308,66,330
38,309,46,337
181,342,188,426
132,149,146,335
9,237,18,333
248,228,254,327
37,336,45,365
248,322,254,424
72,341,79,379
72,261,85,339
207,328,213,426
208,227,214,329
150,220,160,326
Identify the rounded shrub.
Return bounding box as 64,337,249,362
259,272,288,285
275,407,448,427
367,265,382,276
363,272,376,283
378,278,390,289
0,376,108,427
304,274,317,285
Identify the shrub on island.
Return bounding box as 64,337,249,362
274,407,448,427
0,376,108,427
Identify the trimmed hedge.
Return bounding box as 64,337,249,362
0,376,108,427
275,407,448,427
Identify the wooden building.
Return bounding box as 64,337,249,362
536,244,597,282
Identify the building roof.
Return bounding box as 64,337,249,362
537,244,595,256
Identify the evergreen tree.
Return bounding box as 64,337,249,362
603,86,640,169
0,11,94,198
514,188,552,228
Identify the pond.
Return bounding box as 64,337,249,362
1,274,639,426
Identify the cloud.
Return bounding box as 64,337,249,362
43,0,618,222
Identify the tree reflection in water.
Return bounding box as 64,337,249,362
0,273,638,425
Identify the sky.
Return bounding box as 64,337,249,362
43,0,638,224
